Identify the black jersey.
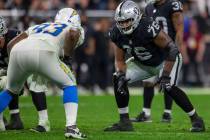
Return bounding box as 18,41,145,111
145,0,183,40
109,16,167,67
0,29,21,68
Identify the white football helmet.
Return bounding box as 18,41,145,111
55,8,81,27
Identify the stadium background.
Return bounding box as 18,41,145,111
0,0,210,95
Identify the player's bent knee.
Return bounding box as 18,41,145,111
0,90,13,112
63,86,78,104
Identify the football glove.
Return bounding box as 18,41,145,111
113,71,129,95
157,76,171,93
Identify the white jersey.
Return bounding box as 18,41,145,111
25,22,84,55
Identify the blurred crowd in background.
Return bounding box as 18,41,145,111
0,0,210,94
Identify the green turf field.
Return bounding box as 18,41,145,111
1,89,210,140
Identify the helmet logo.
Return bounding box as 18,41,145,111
119,1,126,17
70,10,77,18
133,7,139,15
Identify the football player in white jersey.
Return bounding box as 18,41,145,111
0,8,86,139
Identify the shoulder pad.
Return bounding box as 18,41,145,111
144,4,153,16
141,16,161,39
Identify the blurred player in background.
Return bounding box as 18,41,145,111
131,0,184,123
0,16,51,132
105,0,205,132
182,19,205,86
0,8,86,139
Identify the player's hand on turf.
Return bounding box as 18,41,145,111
158,76,171,93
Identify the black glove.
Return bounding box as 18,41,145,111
113,71,129,95
157,76,171,93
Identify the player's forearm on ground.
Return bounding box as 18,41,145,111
7,32,28,54
163,41,179,76
115,61,126,72
154,30,172,48
162,61,175,77
113,43,126,72
154,30,178,76
154,30,179,61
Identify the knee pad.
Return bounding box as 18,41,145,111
0,90,13,112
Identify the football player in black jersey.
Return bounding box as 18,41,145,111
0,16,50,132
104,0,205,132
131,0,184,123
0,16,23,130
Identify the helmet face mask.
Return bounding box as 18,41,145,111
115,0,142,35
116,18,134,34
0,16,8,36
